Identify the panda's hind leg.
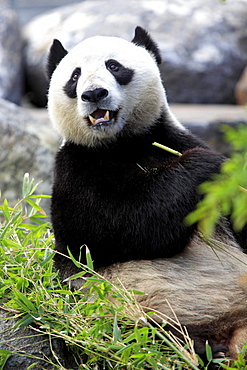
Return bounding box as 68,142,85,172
161,322,229,369
186,318,247,368
228,326,247,359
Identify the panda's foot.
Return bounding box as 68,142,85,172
206,345,228,370
213,345,228,359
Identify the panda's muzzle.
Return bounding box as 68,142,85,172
82,88,118,126
88,109,118,126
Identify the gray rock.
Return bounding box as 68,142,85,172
0,0,24,105
11,0,82,25
23,0,247,107
0,308,77,369
187,120,247,156
0,98,59,212
171,104,247,155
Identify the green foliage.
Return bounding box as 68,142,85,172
0,349,11,370
0,174,199,369
0,173,54,302
186,124,247,236
220,345,247,370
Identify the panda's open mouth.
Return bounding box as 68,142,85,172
88,109,118,126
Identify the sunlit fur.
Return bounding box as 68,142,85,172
48,35,184,147
69,230,247,361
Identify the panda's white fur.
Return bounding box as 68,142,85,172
48,35,184,147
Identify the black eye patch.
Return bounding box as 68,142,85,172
105,59,134,85
63,67,81,99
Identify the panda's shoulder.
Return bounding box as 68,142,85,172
54,142,85,175
56,141,84,158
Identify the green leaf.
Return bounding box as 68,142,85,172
113,314,122,343
1,239,21,249
85,246,94,270
205,341,213,362
27,363,39,369
67,271,87,283
2,199,10,222
123,331,137,343
40,252,55,267
25,198,45,215
29,195,51,199
0,349,12,370
22,173,42,198
67,248,82,268
15,313,35,327
13,290,37,313
22,173,30,198
128,290,145,295
16,277,29,291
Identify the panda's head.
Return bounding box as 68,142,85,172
47,27,167,147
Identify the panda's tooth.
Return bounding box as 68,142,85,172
89,115,96,125
104,111,110,121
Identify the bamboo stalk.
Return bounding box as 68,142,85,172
152,142,182,157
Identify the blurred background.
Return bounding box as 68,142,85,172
0,0,247,211
5,0,247,106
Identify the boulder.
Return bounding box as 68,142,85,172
0,0,24,105
0,98,59,212
172,104,247,155
23,0,247,107
0,308,77,369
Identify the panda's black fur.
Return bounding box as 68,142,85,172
52,124,225,271
47,27,247,365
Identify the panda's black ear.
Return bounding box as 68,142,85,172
46,39,68,80
131,26,162,65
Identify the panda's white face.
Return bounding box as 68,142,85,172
48,33,167,147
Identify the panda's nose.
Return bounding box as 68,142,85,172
81,88,108,103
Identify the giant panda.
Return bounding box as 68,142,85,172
46,27,247,364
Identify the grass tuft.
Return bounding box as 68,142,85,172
0,174,200,369
0,170,246,369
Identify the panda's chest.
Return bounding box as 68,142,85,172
65,147,167,198
76,157,151,194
